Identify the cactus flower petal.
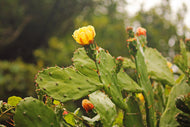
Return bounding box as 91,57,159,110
73,25,96,45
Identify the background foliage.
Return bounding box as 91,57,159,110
0,0,189,101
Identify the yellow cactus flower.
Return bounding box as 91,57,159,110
167,61,173,73
53,100,60,105
72,25,96,45
137,93,144,102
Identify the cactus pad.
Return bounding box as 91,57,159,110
36,66,103,103
160,79,190,127
95,48,127,109
145,47,175,86
73,48,99,81
117,69,142,93
14,97,60,127
89,91,117,127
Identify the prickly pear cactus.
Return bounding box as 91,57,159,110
95,48,127,110
123,95,144,127
125,26,155,127
89,91,117,127
175,94,190,127
160,76,190,127
35,66,103,103
176,94,190,114
73,47,141,93
135,49,155,127
117,69,142,93
144,47,175,86
73,48,99,81
14,97,60,127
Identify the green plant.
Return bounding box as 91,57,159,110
0,25,190,127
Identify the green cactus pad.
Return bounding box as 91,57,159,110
180,40,188,72
96,48,127,109
117,69,142,93
160,77,190,127
14,97,60,127
36,66,103,102
123,95,144,127
136,49,155,127
145,47,175,86
89,91,117,127
122,57,136,69
74,48,140,93
73,48,99,81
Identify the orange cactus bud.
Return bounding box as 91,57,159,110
116,56,124,61
72,25,96,46
62,111,68,115
82,99,94,113
126,38,137,42
136,27,146,36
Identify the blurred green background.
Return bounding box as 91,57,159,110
0,0,189,100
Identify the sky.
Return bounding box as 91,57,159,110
125,0,190,28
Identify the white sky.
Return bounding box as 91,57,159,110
125,0,190,28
